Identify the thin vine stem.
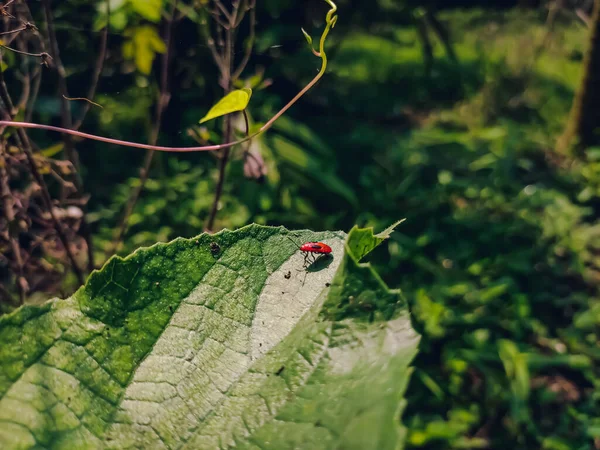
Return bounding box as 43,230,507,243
0,0,338,154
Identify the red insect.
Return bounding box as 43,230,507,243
286,236,333,267
300,242,332,254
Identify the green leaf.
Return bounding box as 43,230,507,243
122,25,166,75
301,27,313,47
0,224,418,449
498,340,530,423
129,0,163,22
323,221,406,320
199,88,253,124
346,219,405,262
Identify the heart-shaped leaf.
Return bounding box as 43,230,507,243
199,88,253,124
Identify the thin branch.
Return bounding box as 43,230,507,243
0,25,26,36
201,14,225,69
0,45,51,61
0,0,16,18
63,96,103,109
15,26,31,112
214,0,232,23
230,0,243,27
73,0,109,130
576,8,592,27
232,0,256,80
25,64,41,122
109,0,178,255
232,0,248,28
242,108,250,139
209,8,229,29
206,111,233,231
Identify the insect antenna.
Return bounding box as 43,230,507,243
284,234,302,249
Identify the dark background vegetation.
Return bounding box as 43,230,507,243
1,0,600,448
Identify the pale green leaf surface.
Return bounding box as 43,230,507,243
0,224,419,449
199,89,253,124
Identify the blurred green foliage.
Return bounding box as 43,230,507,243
6,0,600,448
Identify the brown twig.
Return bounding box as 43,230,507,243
25,64,41,122
576,8,592,27
214,0,233,23
209,7,229,31
15,23,31,112
63,96,103,109
0,45,50,61
201,13,224,68
0,54,84,285
108,0,178,255
0,25,26,36
232,0,256,80
231,0,243,26
11,7,41,115
0,0,15,18
206,110,233,231
72,0,109,131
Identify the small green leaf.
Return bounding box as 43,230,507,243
347,219,405,262
301,28,313,47
199,88,252,124
123,25,166,75
129,0,163,22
